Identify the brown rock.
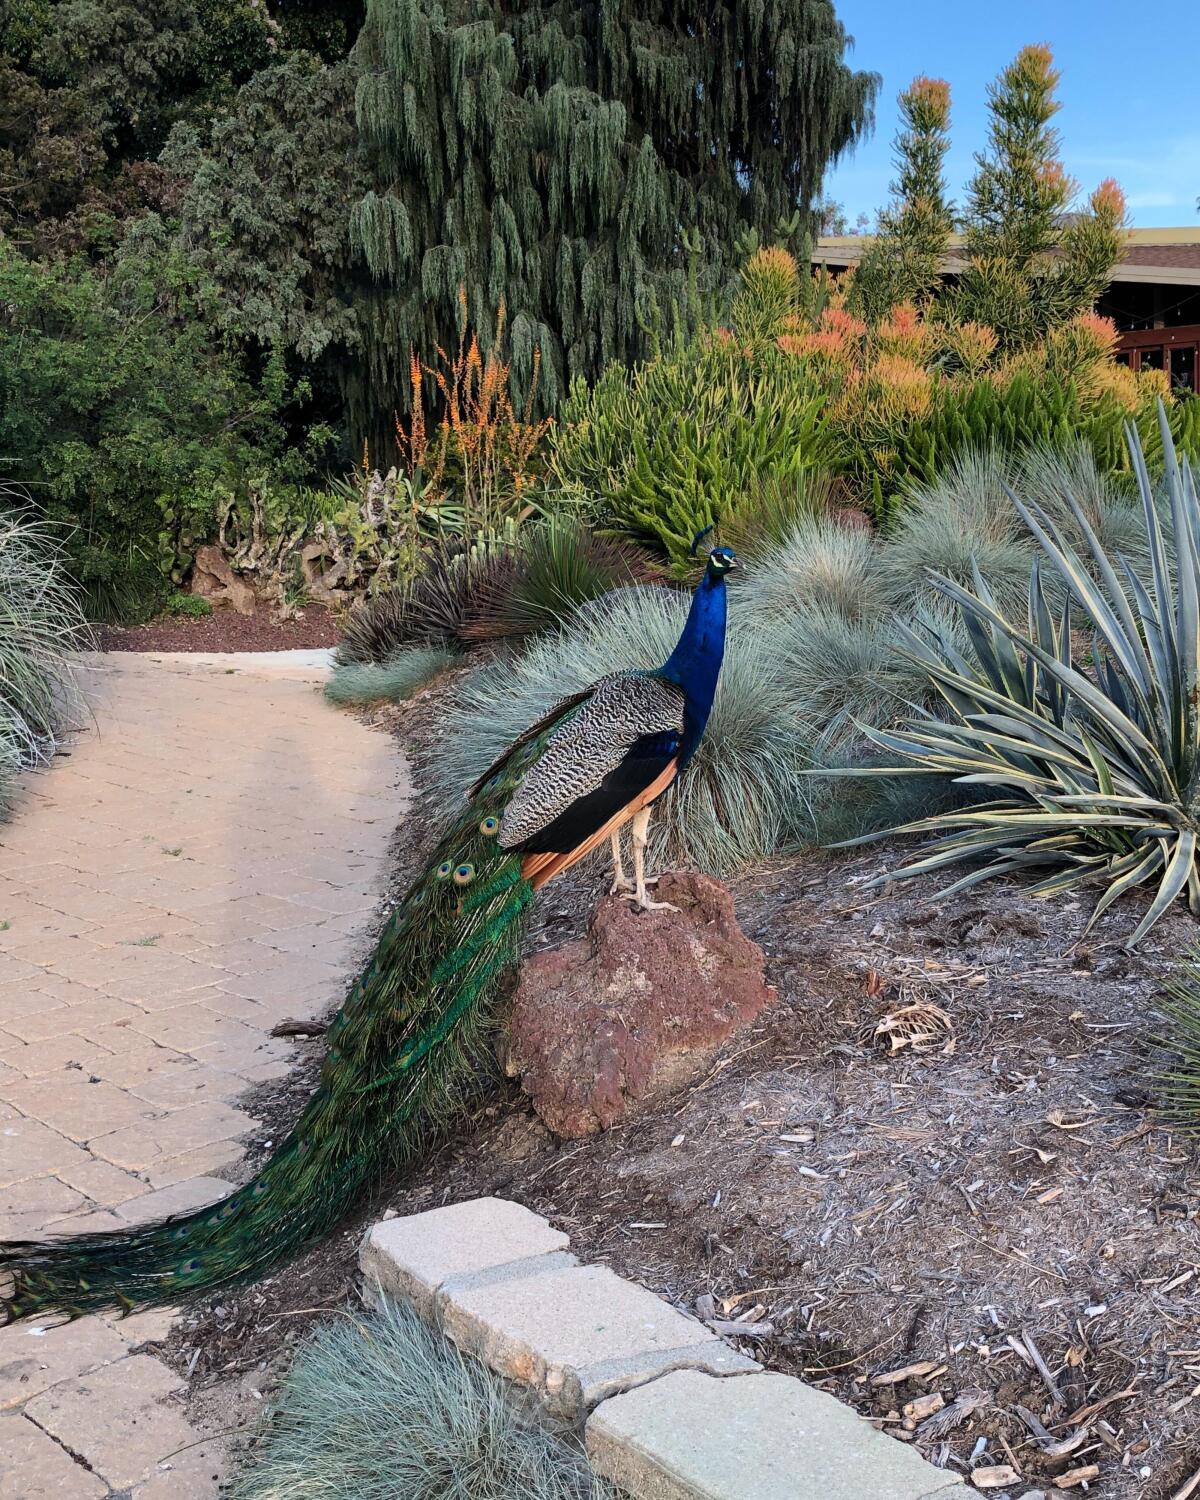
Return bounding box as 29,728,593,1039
504,872,776,1138
191,544,257,615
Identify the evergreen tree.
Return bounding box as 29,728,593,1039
952,45,1126,349
165,58,364,361
349,0,877,444
848,76,953,321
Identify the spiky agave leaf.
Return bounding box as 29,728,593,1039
839,408,1200,948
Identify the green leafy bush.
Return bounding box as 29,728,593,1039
845,414,1200,947
165,592,213,618
550,337,834,569
717,469,834,560
873,369,1193,526
334,547,493,665
233,1297,615,1500
0,235,331,620
461,519,656,642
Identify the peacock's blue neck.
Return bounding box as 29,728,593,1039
658,567,727,766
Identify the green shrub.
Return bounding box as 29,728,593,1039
324,647,457,706
551,338,834,569
878,448,1034,616
718,469,835,560
334,547,491,665
844,413,1200,947
773,601,964,754
0,508,89,784
0,235,333,621
166,592,214,619
739,517,880,622
879,443,1153,622
873,372,1197,527
232,1297,616,1500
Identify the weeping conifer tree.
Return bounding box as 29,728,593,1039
348,0,877,447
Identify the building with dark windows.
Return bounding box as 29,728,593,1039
813,228,1200,392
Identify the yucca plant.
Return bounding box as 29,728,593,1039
844,410,1200,947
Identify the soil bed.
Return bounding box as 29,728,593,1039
94,604,339,653
166,678,1200,1499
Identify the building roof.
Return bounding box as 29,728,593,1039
814,226,1200,287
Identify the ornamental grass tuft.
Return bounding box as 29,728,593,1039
232,1297,616,1500
0,507,89,803
324,647,457,706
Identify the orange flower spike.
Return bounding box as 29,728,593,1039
1091,177,1127,223
1016,43,1058,89
819,306,868,341
906,76,950,127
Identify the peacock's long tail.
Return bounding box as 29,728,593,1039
0,745,543,1324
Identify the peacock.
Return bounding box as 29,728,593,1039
0,539,737,1323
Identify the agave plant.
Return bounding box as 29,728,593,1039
845,410,1200,947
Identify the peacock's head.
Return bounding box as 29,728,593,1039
691,526,738,578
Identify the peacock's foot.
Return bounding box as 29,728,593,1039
620,889,679,913
609,873,635,895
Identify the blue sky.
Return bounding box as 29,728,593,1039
822,0,1200,230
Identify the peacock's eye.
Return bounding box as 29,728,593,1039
436,861,453,880
453,862,476,886
479,816,499,836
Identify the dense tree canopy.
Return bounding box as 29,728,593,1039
349,0,878,442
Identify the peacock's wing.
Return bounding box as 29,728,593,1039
499,671,684,886
467,684,602,797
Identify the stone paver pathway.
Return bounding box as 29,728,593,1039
0,651,410,1498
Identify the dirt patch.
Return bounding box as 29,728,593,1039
162,679,1200,1498
94,605,340,653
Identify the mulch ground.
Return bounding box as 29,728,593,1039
165,677,1200,1499
94,605,340,653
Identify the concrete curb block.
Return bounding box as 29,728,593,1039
359,1197,965,1500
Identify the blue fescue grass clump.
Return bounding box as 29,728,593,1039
232,1298,618,1500
324,646,457,706
0,509,89,799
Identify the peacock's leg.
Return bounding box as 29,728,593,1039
609,828,634,894
622,806,678,912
